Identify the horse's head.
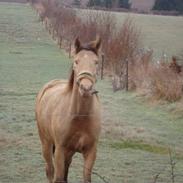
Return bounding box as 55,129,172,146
73,37,101,97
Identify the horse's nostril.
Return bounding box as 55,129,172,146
88,85,92,91
80,84,84,90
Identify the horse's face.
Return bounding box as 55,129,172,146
73,37,101,97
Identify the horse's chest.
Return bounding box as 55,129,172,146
60,117,99,152
65,130,93,153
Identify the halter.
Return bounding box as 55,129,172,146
76,71,96,86
76,71,98,95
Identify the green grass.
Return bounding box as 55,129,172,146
111,140,170,155
1,2,183,183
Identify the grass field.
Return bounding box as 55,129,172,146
114,11,183,59
0,2,183,183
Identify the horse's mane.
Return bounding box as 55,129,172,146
78,44,98,56
67,65,75,91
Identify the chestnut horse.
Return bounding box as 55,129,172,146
35,37,102,183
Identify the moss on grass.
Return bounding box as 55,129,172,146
111,140,183,160
111,140,168,154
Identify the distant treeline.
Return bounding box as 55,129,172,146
74,0,183,13
153,0,183,13
75,0,130,9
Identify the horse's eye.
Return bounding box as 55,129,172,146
75,60,78,65
95,61,98,65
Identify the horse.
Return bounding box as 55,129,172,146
35,37,102,183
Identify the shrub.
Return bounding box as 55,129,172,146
110,18,141,91
129,49,153,92
151,64,183,102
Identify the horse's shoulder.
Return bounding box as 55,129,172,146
37,79,68,103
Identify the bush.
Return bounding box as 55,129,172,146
110,18,141,91
151,65,183,102
129,49,153,92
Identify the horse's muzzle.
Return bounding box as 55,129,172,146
79,82,93,97
76,71,97,97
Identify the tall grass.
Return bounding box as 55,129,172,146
151,64,183,102
130,53,183,101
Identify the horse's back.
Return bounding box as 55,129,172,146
36,79,67,103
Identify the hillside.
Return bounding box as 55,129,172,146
61,0,156,10
59,0,88,6
130,0,155,12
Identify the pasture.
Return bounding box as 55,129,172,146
115,11,183,58
0,2,183,183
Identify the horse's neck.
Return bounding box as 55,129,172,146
69,80,94,117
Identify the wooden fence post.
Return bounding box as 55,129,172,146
101,54,104,80
69,41,72,58
125,58,129,91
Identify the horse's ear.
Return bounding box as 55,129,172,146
74,37,81,54
95,36,102,51
90,36,102,54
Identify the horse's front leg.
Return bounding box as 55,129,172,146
64,150,74,183
54,145,65,183
83,145,97,183
42,142,54,183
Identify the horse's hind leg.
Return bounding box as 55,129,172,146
42,142,54,183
